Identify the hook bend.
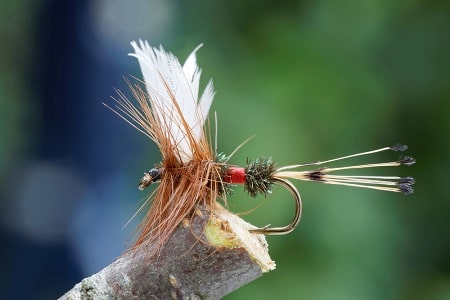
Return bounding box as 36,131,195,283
249,177,302,235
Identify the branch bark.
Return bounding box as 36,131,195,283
60,204,275,299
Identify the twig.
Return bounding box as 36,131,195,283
60,204,275,299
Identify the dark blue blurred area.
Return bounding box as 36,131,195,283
0,0,449,299
1,1,144,298
35,1,117,172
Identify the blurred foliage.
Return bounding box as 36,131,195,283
0,0,449,299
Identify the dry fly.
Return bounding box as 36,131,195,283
105,40,415,251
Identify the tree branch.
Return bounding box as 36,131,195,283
60,204,275,299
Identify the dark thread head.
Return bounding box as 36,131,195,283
391,144,408,152
398,183,414,195
398,176,415,194
400,177,415,185
138,168,162,190
400,156,416,166
245,157,276,197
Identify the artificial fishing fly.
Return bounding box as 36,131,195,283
106,40,415,250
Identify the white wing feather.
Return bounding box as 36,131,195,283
129,40,214,163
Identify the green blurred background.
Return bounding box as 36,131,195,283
1,0,449,299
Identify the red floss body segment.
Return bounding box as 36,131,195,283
224,167,246,184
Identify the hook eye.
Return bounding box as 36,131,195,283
249,178,302,235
